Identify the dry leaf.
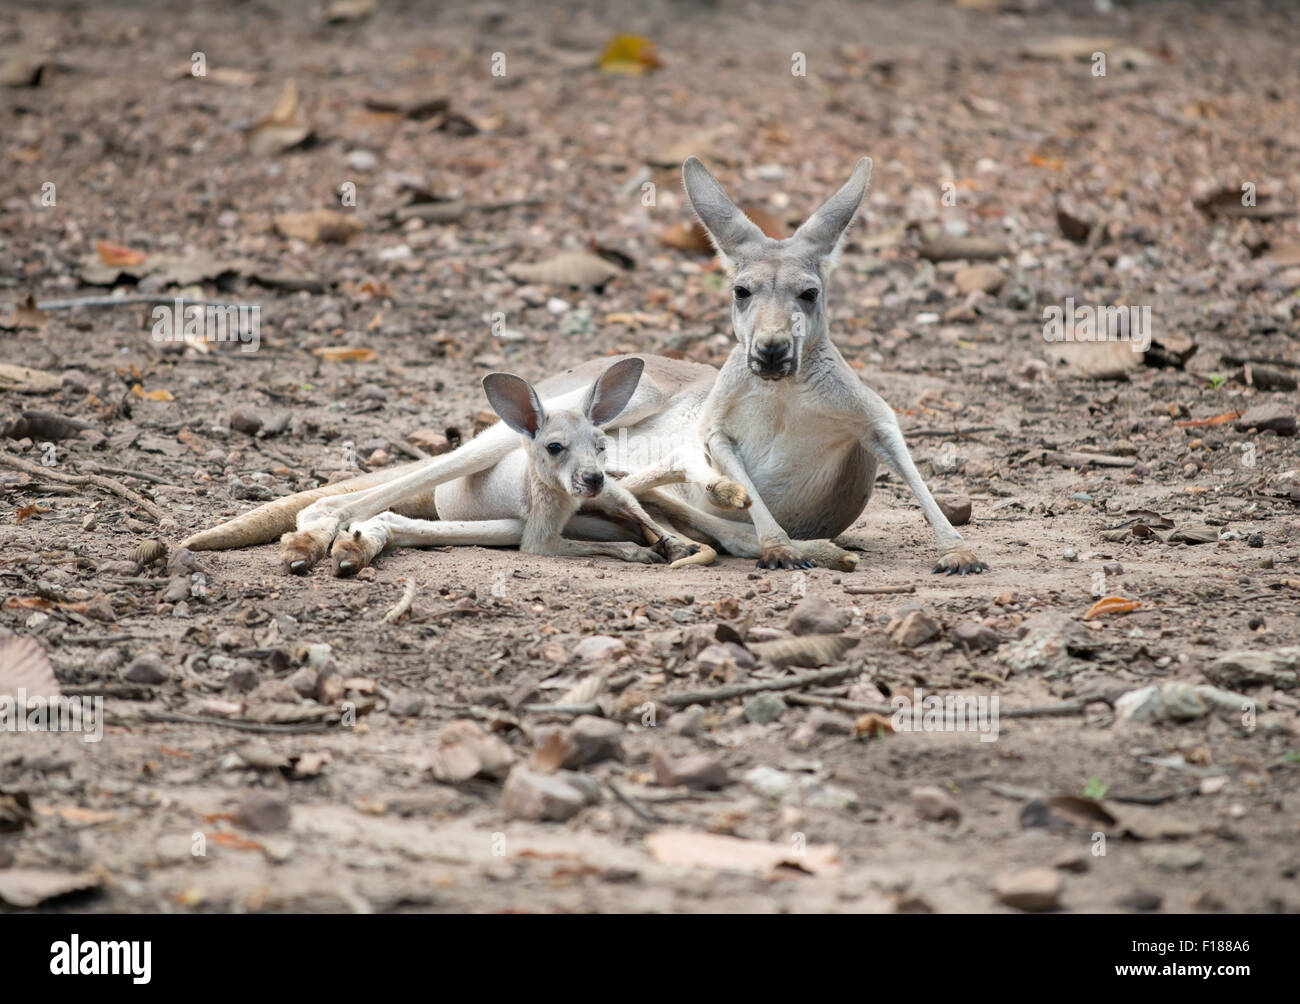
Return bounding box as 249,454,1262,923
0,296,48,331
0,870,101,908
244,79,314,155
209,832,263,851
745,633,859,668
14,503,49,523
314,346,378,362
599,35,662,75
95,239,147,266
1083,595,1142,620
645,829,840,876
852,712,894,738
0,362,59,392
558,671,606,705
0,636,60,698
273,209,362,244
131,383,175,401
505,252,623,288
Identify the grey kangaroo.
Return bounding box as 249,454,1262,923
180,157,987,577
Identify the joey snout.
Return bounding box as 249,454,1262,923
573,469,605,498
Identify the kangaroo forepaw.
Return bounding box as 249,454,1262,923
758,543,814,570
279,527,334,575
797,540,859,572
932,548,990,576
708,478,751,510
331,528,385,577
652,534,702,565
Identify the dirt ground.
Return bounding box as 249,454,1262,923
1,0,1299,914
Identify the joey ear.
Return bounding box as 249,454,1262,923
792,157,873,277
682,157,768,269
584,357,644,427
482,373,545,439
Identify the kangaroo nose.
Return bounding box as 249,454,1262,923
755,343,790,368
581,471,605,493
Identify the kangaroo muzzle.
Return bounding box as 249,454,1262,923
749,339,794,380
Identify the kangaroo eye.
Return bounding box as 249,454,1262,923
798,288,819,302
546,443,564,456
733,286,751,300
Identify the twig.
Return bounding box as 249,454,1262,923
78,461,177,487
843,583,915,596
389,439,429,462
1000,699,1090,718
382,579,418,624
519,702,602,716
606,779,667,824
660,666,857,708
1,294,254,312
783,692,893,715
903,425,998,438
132,711,333,734
0,452,166,522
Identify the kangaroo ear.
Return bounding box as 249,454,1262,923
482,373,545,439
792,157,872,277
584,357,644,427
682,157,768,270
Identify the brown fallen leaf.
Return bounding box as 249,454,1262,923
209,832,263,851
852,712,895,738
505,252,624,289
130,383,175,402
273,208,362,244
645,829,840,876
1176,410,1243,428
95,239,147,266
314,346,378,362
14,503,49,523
243,79,314,156
41,806,117,825
0,362,59,392
1083,596,1142,620
0,295,48,331
599,35,662,75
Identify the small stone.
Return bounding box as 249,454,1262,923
994,868,1063,912
935,495,972,526
1052,850,1089,873
1235,402,1296,436
1063,547,1078,561
160,575,190,604
573,635,626,662
953,264,1006,295
97,560,140,576
1247,532,1263,548
910,785,961,822
666,705,707,736
789,596,849,636
807,708,854,735
501,766,594,822
562,715,625,767
743,692,787,724
228,408,263,436
651,751,728,790
743,766,795,799
1139,844,1204,871
387,691,427,718
122,654,169,684
887,608,941,648
166,548,198,576
1118,888,1163,911
407,429,451,455
346,149,377,172
235,792,291,833
1103,561,1123,575
951,621,1001,653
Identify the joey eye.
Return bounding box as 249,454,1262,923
546,443,564,456
798,288,819,302
733,286,751,300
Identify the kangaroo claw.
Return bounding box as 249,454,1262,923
758,543,814,570
797,540,859,572
331,528,384,577
279,527,333,575
669,544,716,569
932,549,990,576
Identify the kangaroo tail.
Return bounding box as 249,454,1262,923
179,461,425,551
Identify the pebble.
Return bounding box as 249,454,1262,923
651,751,729,790
122,654,169,684
236,792,291,833
407,429,451,455
346,149,378,172
743,766,796,799
666,705,707,737
743,692,787,725
953,264,1005,295
572,635,626,662
1235,402,1296,436
910,785,961,822
561,716,625,767
501,766,597,822
936,495,972,526
788,596,848,636
887,608,941,648
951,621,1001,653
994,868,1063,912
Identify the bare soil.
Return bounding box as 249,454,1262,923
1,0,1298,914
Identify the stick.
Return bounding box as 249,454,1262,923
606,779,667,824
903,426,998,438
78,462,178,487
784,692,893,715
0,452,166,522
131,711,334,734
660,666,857,708
382,579,417,624
519,702,603,716
1,294,254,312
843,583,915,596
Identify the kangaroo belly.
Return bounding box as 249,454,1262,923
762,443,875,539
434,450,529,521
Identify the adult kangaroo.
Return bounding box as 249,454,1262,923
180,157,987,576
